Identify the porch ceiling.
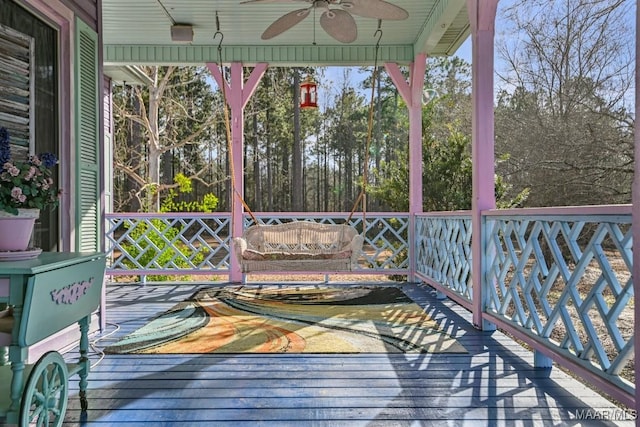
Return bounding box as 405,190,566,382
102,0,470,67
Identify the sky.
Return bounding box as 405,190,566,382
319,37,471,106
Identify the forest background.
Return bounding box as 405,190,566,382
111,0,635,215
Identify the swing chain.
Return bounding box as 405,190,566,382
347,20,382,226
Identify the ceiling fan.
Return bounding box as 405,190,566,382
241,0,409,44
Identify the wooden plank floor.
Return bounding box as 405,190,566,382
59,281,634,426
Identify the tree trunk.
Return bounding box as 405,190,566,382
281,143,289,211
266,109,273,211
127,87,142,212
373,67,382,210
323,140,328,211
292,70,303,211
146,68,162,212
344,150,353,212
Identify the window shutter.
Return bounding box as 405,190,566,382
0,23,34,159
74,18,100,252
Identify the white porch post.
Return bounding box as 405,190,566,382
206,62,267,282
633,0,639,422
468,0,498,330
385,53,426,282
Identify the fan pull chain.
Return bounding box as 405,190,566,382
312,6,317,45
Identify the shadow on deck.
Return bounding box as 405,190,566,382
62,281,635,426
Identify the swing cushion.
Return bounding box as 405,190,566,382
232,221,363,272
241,248,352,261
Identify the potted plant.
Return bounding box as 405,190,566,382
0,126,60,252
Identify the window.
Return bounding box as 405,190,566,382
0,0,59,250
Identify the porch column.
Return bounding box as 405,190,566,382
385,53,426,282
468,0,498,330
632,0,639,422
206,62,267,282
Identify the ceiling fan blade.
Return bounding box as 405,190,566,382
320,9,357,43
341,0,408,20
240,0,307,4
261,8,311,40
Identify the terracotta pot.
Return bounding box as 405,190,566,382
0,208,40,252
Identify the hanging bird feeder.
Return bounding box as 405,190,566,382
300,76,318,109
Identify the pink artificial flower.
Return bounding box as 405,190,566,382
25,166,36,180
8,165,19,176
10,187,23,199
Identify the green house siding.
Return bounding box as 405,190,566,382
74,17,100,252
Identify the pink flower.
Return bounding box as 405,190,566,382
10,187,23,199
25,166,36,180
0,127,60,214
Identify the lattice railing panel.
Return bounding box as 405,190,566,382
106,214,231,274
485,213,633,380
361,215,409,270
415,214,472,301
106,213,409,274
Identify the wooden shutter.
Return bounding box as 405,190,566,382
0,23,34,159
74,18,100,252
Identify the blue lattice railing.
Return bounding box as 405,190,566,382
415,213,472,302
106,213,232,275
483,206,634,398
413,206,634,405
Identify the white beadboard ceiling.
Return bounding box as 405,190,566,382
102,0,470,67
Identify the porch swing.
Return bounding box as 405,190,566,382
213,18,384,273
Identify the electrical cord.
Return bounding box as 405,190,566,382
88,322,121,368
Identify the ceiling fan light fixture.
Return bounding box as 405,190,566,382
245,0,407,43
171,24,194,43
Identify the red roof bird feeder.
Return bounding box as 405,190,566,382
300,76,318,109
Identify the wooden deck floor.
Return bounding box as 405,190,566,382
60,281,635,426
